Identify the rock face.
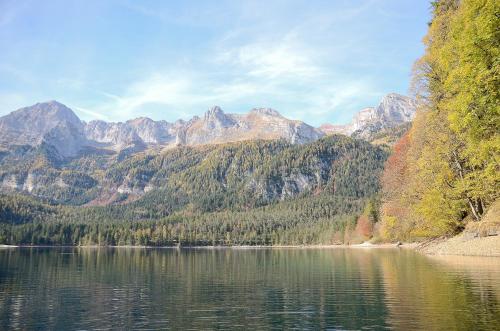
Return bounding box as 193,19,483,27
0,101,84,144
0,102,323,157
0,93,415,158
182,107,323,145
0,101,88,158
318,123,351,136
83,118,178,150
318,93,417,139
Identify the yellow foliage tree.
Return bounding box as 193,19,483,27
380,0,499,240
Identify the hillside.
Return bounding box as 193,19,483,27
0,136,387,246
377,0,499,244
0,135,386,206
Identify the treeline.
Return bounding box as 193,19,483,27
0,194,378,246
379,0,499,240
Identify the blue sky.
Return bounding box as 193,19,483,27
0,0,431,126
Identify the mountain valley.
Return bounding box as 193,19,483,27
0,93,414,245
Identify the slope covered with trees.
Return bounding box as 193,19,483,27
379,0,499,240
0,136,387,245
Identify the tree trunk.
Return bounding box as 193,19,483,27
467,197,481,222
451,150,483,221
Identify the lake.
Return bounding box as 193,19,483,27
0,247,499,330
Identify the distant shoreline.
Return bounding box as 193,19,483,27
3,240,499,257
1,243,413,249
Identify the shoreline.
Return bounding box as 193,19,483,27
3,239,498,257
1,242,415,250
415,234,500,257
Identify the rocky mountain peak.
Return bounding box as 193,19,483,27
318,123,351,136
127,117,155,126
205,106,224,117
0,101,84,148
318,93,417,139
250,108,282,117
202,106,235,129
0,99,358,159
375,93,416,124
17,100,81,126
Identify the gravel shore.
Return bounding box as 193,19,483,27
417,200,500,257
417,234,500,257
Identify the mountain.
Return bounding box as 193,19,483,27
0,102,323,157
84,117,179,151
0,135,387,206
0,100,390,246
0,136,387,246
318,93,417,139
181,106,323,145
0,101,86,154
0,93,416,158
0,95,413,210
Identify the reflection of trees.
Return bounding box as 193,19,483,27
0,248,498,330
378,250,500,330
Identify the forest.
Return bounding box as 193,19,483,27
0,136,385,246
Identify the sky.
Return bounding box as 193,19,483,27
0,0,431,126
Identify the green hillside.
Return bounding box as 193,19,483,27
0,135,387,246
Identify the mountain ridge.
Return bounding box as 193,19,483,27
0,102,325,157
0,93,416,157
318,93,417,139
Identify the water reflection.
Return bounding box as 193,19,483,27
0,248,498,330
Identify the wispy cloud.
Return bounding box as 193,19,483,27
216,38,322,80
73,106,110,121
89,74,197,121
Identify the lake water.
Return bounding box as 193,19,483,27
0,247,499,330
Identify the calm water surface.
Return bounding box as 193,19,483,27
0,247,499,330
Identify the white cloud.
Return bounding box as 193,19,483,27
282,80,382,124
73,106,110,121
207,23,383,125
75,49,379,125
215,30,323,81
221,42,321,80
90,74,196,121
323,83,381,112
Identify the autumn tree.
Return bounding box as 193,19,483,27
380,0,499,240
